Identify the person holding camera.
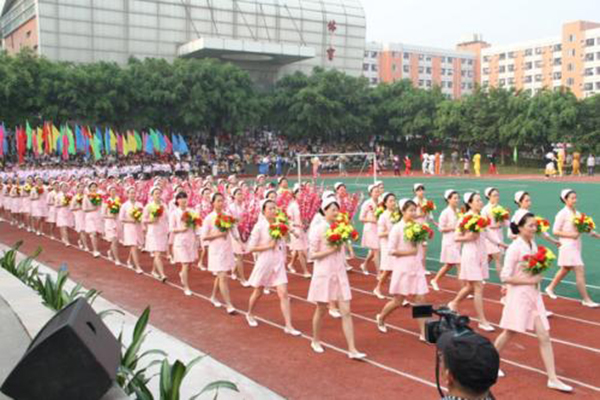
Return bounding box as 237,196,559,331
494,209,572,392
436,331,500,400
376,198,429,341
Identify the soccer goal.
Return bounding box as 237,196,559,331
295,152,378,187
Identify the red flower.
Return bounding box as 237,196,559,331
329,233,342,242
351,230,359,241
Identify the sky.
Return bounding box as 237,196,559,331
362,0,599,48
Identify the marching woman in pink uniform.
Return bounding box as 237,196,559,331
119,186,144,274
103,186,123,266
494,210,573,393
83,182,103,258
376,199,428,341
143,186,168,282
373,192,397,299
169,192,198,296
509,191,560,247
46,181,59,239
228,187,250,286
448,192,507,332
201,193,236,314
412,183,436,276
287,184,311,278
307,198,366,359
71,183,88,251
30,177,47,236
481,187,508,278
22,176,33,232
545,189,600,307
245,199,301,336
431,190,462,291
55,182,73,247
196,187,212,270
358,184,381,275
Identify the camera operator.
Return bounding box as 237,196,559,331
436,331,499,400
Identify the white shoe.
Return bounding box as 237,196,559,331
500,296,506,305
360,264,369,275
329,309,341,319
287,264,297,273
376,314,387,333
263,288,271,294
478,323,495,332
346,265,353,272
226,306,236,315
284,327,302,336
467,294,474,299
582,300,600,308
107,251,113,261
303,272,312,278
311,341,324,354
211,298,222,308
93,251,100,258
498,369,505,378
373,288,385,300
545,287,557,300
402,299,410,307
183,289,192,296
424,270,432,276
547,380,573,393
246,314,258,327
230,274,237,281
126,262,133,269
546,311,554,318
36,231,41,236
431,280,440,291
348,351,367,360
241,281,251,288
135,268,143,275
152,271,161,280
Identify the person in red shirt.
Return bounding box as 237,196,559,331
404,155,412,175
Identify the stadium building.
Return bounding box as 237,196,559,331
1,0,367,88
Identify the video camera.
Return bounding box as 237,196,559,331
412,304,472,344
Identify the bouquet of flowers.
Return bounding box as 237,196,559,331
573,213,596,233
421,200,436,214
297,185,322,227
75,194,84,206
36,186,44,195
374,204,385,219
130,206,143,223
269,221,290,241
404,222,434,244
23,184,32,194
148,203,164,222
534,216,550,234
182,210,202,228
215,213,236,232
457,214,490,233
326,213,359,247
88,193,102,207
391,210,402,224
106,198,122,214
338,192,363,219
491,205,510,223
61,194,73,207
275,209,289,225
523,245,556,275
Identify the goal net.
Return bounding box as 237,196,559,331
294,152,377,188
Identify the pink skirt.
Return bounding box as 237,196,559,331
557,242,584,267
307,264,352,303
85,211,103,234
47,206,57,223
21,198,31,214
74,210,85,233
122,222,142,246
289,228,308,251
499,287,549,333
104,218,118,241
145,229,168,253
380,238,393,271
440,241,461,264
173,241,198,263
361,223,380,250
207,238,235,272
485,228,503,255
56,208,73,228
389,266,428,296
31,200,46,218
248,256,288,288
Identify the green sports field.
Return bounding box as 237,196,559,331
305,175,600,303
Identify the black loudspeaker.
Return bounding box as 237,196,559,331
1,298,120,400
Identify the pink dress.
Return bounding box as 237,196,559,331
439,207,461,264
388,221,428,296
247,219,288,288
21,190,31,215
119,201,144,247
482,203,505,255
200,211,235,272
359,199,379,250
499,237,549,333
55,193,73,228
46,191,57,223
71,196,85,233
458,213,491,281
30,188,47,218
554,207,584,267
228,202,245,255
169,208,198,263
83,195,103,234
287,200,308,251
307,219,352,303
143,202,168,252
103,199,119,241
378,210,394,271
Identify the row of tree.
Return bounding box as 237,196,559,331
2,49,599,153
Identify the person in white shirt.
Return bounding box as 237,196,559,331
587,154,595,176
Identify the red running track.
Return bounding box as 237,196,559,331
1,221,599,400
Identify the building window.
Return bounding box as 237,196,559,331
371,78,378,85
508,77,515,85
586,38,595,47
364,51,370,58
566,77,575,86
567,63,574,71
535,74,542,82
441,68,446,75
391,51,399,58
596,82,600,90
483,67,490,74
568,49,576,57
426,67,432,74
403,52,410,60
585,68,594,76
441,57,446,63
525,62,532,70
26,31,31,38
425,56,431,62
596,66,600,75
585,53,594,61
419,79,424,87
362,63,369,71
448,57,453,62
483,55,490,62
418,66,424,73
597,52,600,60
525,49,533,56
508,64,515,72
461,82,465,89
499,53,506,60
508,51,515,59
584,82,593,91
524,76,532,83
535,47,542,54
534,60,543,68
553,72,562,80
553,44,562,52
467,82,473,89
392,64,397,72
447,82,453,88
498,65,506,73
468,70,473,77
371,51,378,58
553,58,562,66
483,80,489,87
418,54,424,60
568,34,575,42
371,64,378,72
499,79,506,86
447,69,453,76
426,80,432,87
461,70,466,77
403,65,409,73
